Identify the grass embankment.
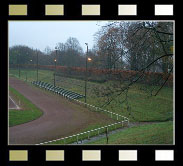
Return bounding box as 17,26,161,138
10,68,173,122
9,86,43,127
9,69,173,144
9,69,53,83
87,121,173,144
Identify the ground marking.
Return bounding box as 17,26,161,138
9,96,20,110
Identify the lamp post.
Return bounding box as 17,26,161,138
25,52,28,81
84,43,92,103
36,50,39,82
30,59,33,79
30,59,33,71
18,52,20,78
54,59,57,87
55,46,58,57
54,46,58,87
85,43,88,103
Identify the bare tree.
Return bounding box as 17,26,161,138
93,21,173,121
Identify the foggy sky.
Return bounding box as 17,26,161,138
9,21,109,52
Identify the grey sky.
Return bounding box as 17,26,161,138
9,21,109,52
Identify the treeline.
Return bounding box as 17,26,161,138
91,21,173,73
9,21,173,73
9,37,86,67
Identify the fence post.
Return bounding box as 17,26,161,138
88,132,90,140
111,112,112,118
106,127,109,144
77,135,78,144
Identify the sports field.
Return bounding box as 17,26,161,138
9,77,115,144
9,96,20,110
9,68,174,144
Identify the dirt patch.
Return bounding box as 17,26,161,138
9,77,114,145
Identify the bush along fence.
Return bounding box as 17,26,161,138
31,81,129,145
10,64,173,86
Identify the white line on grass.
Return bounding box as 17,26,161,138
9,96,20,110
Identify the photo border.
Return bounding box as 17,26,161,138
0,0,180,166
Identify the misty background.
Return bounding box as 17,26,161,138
9,21,109,52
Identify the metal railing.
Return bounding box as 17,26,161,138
9,76,130,145
38,120,129,145
36,90,129,145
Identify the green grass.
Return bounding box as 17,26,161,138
87,121,173,144
9,68,173,122
9,86,43,127
9,69,173,144
99,86,173,122
9,68,54,83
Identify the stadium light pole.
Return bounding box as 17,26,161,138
18,52,20,78
36,49,39,82
30,59,33,73
26,52,28,81
54,46,58,87
54,59,57,87
84,43,92,103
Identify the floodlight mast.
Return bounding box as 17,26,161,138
36,49,39,82
54,46,58,87
85,43,89,103
18,52,20,78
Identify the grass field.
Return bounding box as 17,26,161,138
9,86,43,127
87,121,173,144
9,68,173,122
9,68,173,144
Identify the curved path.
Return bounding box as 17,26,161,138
9,77,113,145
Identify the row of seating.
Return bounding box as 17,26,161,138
32,81,85,99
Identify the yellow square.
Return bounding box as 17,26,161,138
45,5,64,15
118,5,137,15
9,5,27,16
46,150,64,161
82,5,100,15
119,150,137,161
9,150,28,161
82,150,101,161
